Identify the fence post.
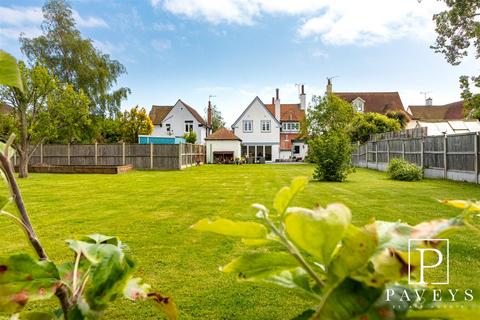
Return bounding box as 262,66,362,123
357,141,360,166
386,140,390,164
402,140,405,160
40,143,43,163
122,142,126,165
178,144,182,169
375,141,378,169
150,143,154,169
443,134,448,179
365,143,369,168
94,142,98,166
475,133,479,184
67,143,71,165
420,138,424,169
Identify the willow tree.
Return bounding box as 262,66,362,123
20,0,130,116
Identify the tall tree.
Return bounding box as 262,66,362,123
431,1,480,118
208,104,226,132
120,106,153,143
0,62,90,178
20,0,129,116
350,112,401,143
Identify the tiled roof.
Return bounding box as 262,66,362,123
335,92,405,114
205,127,241,141
264,103,305,121
280,133,302,150
149,105,173,124
408,101,464,121
149,100,207,126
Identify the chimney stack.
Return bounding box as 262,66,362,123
299,84,306,110
426,97,432,106
207,100,212,134
272,97,275,105
275,88,281,121
326,78,333,94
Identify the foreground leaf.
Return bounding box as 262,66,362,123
191,218,267,238
148,292,178,320
285,204,351,265
0,50,23,91
273,176,308,215
221,252,299,279
0,254,60,314
123,277,150,301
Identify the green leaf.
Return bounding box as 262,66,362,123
221,252,299,280
0,50,23,92
285,203,351,265
290,309,315,320
315,278,384,320
273,176,308,215
328,224,377,284
0,254,60,314
191,218,267,239
82,234,119,246
260,268,320,300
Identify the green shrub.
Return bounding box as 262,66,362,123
309,131,352,182
387,158,423,181
350,112,401,143
183,131,197,144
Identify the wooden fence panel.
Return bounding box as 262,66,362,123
447,133,475,171
98,144,123,166
424,136,444,169
71,144,95,165
404,139,422,166
43,144,69,165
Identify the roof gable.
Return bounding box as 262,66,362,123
232,96,280,127
335,92,404,114
177,99,207,126
150,99,207,126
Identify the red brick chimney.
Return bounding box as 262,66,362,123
207,100,212,132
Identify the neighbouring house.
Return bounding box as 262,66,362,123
405,99,480,135
149,99,210,144
231,86,307,162
329,80,406,115
205,127,242,164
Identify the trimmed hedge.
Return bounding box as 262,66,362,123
387,158,423,181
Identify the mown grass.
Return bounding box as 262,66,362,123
1,165,480,319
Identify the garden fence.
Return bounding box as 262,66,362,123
352,132,480,184
13,143,205,170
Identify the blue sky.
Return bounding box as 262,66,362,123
0,0,478,125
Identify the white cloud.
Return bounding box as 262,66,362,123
72,11,108,28
151,39,172,52
153,0,445,45
0,6,42,26
298,0,444,45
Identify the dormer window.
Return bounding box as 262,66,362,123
352,97,365,113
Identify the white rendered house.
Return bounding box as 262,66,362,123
232,86,307,162
149,99,210,144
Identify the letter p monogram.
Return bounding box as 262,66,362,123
408,239,449,285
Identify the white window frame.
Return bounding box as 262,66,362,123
243,120,253,133
185,121,194,133
261,120,271,133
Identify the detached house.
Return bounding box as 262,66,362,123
231,86,307,162
149,99,210,144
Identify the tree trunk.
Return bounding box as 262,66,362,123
18,113,29,178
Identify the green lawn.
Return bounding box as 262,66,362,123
2,165,480,319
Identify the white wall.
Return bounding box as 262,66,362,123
232,97,280,160
206,140,242,163
151,100,207,144
292,141,308,159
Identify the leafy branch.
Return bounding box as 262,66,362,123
193,177,480,319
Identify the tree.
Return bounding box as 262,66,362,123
306,94,355,182
430,1,480,118
386,110,409,128
20,0,130,116
350,112,401,143
183,131,197,144
119,106,153,143
0,62,90,178
209,104,226,132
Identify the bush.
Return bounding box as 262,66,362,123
350,112,401,143
183,131,197,144
309,131,352,182
387,158,423,181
